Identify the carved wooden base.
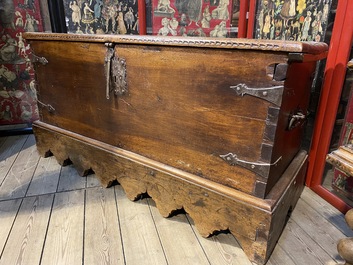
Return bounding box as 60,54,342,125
32,121,307,265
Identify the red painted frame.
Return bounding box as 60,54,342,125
237,0,256,38
305,0,353,213
237,0,249,37
138,0,147,35
246,0,256,38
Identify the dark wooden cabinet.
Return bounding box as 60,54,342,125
25,32,327,264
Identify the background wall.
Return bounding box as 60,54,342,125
0,0,44,127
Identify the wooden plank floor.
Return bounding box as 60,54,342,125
0,134,352,265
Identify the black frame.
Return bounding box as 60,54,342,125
48,0,67,33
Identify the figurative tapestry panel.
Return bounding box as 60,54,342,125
63,0,139,34
332,168,353,201
255,0,331,41
0,0,43,125
152,0,233,37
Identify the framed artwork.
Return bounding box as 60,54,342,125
63,0,140,34
0,0,44,126
254,0,331,41
152,0,233,37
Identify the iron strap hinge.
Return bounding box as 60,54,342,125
230,83,284,106
30,53,48,65
37,99,55,113
220,153,282,178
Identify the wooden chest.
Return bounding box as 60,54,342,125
24,33,327,264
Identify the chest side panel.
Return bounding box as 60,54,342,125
264,60,316,195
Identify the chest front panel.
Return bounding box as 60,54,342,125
30,37,316,197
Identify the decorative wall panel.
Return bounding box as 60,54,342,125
255,0,331,41
63,0,140,34
151,0,233,36
0,0,43,125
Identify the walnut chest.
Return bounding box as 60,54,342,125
24,33,327,264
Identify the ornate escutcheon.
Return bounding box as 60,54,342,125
230,83,284,106
105,43,127,99
111,56,127,96
219,153,282,178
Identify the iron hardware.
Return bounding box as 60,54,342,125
37,99,55,113
30,53,48,65
220,153,282,178
230,83,284,106
288,111,307,130
105,43,127,99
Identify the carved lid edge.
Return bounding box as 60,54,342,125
23,33,328,55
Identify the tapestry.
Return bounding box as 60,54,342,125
63,0,139,34
255,0,331,41
0,0,43,125
151,0,233,37
332,168,353,201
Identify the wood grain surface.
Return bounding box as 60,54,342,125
0,135,28,185
0,199,22,252
115,185,167,265
0,195,53,265
84,187,124,265
0,135,39,200
26,156,61,196
41,190,85,265
32,123,308,264
0,134,347,265
27,36,322,197
23,32,328,56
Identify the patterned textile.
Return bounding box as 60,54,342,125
63,0,139,35
0,0,43,125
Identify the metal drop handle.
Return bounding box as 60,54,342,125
288,112,307,130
